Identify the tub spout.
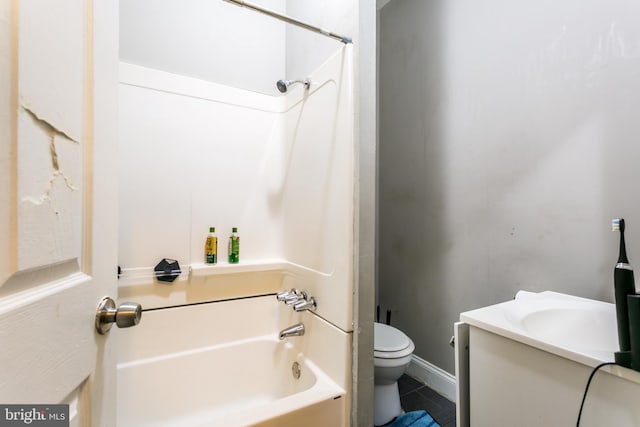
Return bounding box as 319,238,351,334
279,323,305,340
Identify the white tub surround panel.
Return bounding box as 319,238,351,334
118,64,283,270
118,47,355,332
118,259,288,311
119,62,286,113
281,46,355,332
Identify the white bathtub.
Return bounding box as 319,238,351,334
117,295,350,427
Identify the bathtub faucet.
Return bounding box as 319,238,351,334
294,297,317,312
276,289,317,312
279,323,305,340
277,289,306,305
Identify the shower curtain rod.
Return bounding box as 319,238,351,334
222,0,353,44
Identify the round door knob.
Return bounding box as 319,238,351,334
115,302,142,328
95,297,142,334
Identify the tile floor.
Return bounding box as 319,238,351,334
398,374,456,427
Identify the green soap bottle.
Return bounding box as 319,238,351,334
205,227,218,264
228,227,240,264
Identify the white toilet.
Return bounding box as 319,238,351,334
374,322,416,426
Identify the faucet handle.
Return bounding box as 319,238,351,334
294,296,317,312
276,288,296,302
285,290,307,305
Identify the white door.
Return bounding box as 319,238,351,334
0,1,119,426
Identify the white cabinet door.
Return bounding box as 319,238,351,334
0,1,119,425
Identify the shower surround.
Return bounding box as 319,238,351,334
117,45,355,425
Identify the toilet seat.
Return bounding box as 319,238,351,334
374,322,415,359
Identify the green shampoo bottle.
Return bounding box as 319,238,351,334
228,227,240,264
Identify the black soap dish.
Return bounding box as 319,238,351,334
154,258,181,283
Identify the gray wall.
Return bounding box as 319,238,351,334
379,0,640,374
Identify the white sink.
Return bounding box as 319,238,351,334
518,306,617,353
459,290,640,427
461,290,619,365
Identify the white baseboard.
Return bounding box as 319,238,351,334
406,354,456,403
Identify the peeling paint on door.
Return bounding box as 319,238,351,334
20,106,79,208
16,104,82,271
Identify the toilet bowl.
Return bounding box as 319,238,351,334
374,322,415,426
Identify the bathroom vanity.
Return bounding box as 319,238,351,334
455,291,640,427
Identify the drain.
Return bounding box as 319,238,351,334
291,361,301,379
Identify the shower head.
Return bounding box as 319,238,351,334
276,79,288,93
276,78,311,93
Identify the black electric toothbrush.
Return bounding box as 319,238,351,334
612,218,636,364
